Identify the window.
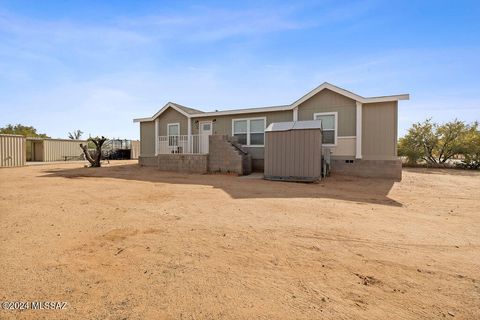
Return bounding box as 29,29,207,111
232,118,266,146
314,112,337,145
167,123,180,146
250,119,265,145
233,120,247,145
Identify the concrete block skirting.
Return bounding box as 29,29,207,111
139,155,208,173
331,159,402,180
138,156,158,167
157,154,208,173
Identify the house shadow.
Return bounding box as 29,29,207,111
40,163,402,207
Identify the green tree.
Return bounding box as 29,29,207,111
435,119,467,163
0,124,50,138
399,119,469,165
398,119,437,165
461,122,480,169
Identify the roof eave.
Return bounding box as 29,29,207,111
133,83,410,122
361,94,410,103
133,118,150,123
189,105,291,118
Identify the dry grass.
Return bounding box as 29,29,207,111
0,161,479,319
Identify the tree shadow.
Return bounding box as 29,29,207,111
40,164,402,207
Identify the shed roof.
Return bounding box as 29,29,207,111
265,120,322,132
25,137,88,142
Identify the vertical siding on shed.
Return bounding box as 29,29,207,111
33,141,44,161
0,134,26,167
264,129,322,181
43,140,85,161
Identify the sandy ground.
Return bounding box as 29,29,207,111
0,160,479,320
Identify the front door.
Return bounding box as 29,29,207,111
199,121,213,135
199,121,212,153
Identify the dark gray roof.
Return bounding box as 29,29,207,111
170,102,204,115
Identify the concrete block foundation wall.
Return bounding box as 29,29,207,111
139,155,208,173
208,135,251,175
159,154,208,173
331,159,402,180
138,156,158,167
138,135,251,175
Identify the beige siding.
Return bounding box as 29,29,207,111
140,121,155,156
158,107,188,136
43,139,86,161
297,89,356,136
265,129,322,181
362,101,398,160
0,134,26,167
332,137,356,156
131,140,140,159
191,110,293,135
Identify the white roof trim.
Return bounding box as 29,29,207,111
290,82,409,108
133,82,409,122
133,102,192,122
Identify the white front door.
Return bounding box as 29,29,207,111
199,121,213,135
199,121,212,153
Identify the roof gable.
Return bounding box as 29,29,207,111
133,82,409,122
291,82,409,108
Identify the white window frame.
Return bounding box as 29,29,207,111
313,112,338,146
167,123,180,136
231,117,266,147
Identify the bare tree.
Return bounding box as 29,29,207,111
80,136,107,167
68,129,83,140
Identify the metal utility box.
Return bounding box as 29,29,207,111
264,120,322,182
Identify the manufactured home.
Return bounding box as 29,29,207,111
133,82,409,179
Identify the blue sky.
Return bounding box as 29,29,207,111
0,0,479,139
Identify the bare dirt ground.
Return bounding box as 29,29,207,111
0,161,479,320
